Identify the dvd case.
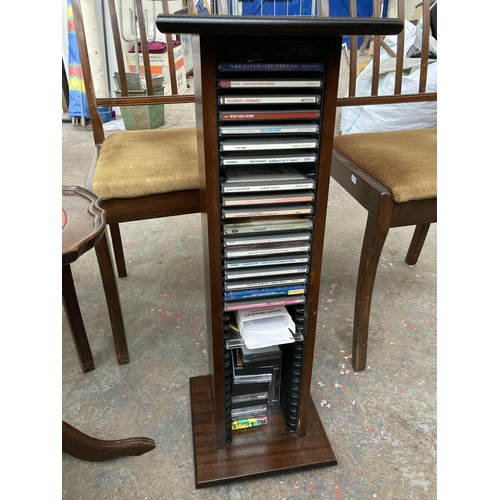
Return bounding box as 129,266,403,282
221,166,315,193
224,264,309,280
218,78,322,89
223,231,311,246
219,95,321,105
219,138,318,152
223,217,313,235
219,123,319,135
224,254,310,269
218,62,324,72
225,284,306,301
224,295,306,312
222,204,313,219
221,153,317,166
225,275,308,291
219,110,321,121
224,241,311,258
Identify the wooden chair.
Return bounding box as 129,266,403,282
331,0,437,371
72,0,200,278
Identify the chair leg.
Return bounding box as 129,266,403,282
352,208,391,372
109,223,128,278
405,223,431,265
62,421,155,462
94,232,130,365
62,265,95,373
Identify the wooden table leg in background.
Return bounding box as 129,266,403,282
62,264,95,373
94,232,129,365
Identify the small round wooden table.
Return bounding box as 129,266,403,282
62,185,129,372
62,186,154,462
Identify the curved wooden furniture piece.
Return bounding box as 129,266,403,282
62,185,129,372
63,421,155,462
332,0,437,372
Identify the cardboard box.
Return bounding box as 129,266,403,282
127,45,187,95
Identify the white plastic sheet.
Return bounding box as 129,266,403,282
339,20,437,135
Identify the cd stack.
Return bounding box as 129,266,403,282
217,55,326,439
231,344,282,430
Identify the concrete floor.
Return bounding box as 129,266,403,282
62,72,437,499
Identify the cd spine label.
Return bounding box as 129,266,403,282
219,95,320,105
219,110,320,121
218,63,324,72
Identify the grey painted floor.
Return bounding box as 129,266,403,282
61,77,437,498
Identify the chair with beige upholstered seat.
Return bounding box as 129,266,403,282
331,129,437,371
331,0,437,372
72,0,200,277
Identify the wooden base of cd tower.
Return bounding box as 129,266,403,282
157,14,403,488
190,375,336,487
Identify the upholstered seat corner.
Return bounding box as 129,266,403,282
333,128,437,203
92,127,200,200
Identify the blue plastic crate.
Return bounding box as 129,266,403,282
235,0,389,49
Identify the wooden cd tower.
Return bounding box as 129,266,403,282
156,14,402,488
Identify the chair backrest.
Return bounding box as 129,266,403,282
332,0,437,136
72,0,195,147
338,0,437,107
208,0,436,127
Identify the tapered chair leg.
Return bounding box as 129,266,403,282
109,223,128,278
63,421,155,462
62,265,95,373
94,232,129,365
352,205,391,372
405,223,431,265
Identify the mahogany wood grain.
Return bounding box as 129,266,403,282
72,0,201,278
331,150,437,372
338,0,437,108
135,2,155,96
193,33,228,450
297,35,342,438
62,265,95,373
394,0,406,94
370,0,382,97
348,0,358,98
62,186,129,370
94,232,129,364
189,376,336,488
418,0,431,94
337,93,436,107
155,13,402,485
108,223,127,277
99,191,201,224
156,14,403,37
331,2,437,371
405,223,431,266
63,421,155,462
62,186,106,266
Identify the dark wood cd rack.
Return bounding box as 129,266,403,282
217,50,326,443
156,14,403,488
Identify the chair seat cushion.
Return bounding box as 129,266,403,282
333,128,436,203
93,127,200,200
